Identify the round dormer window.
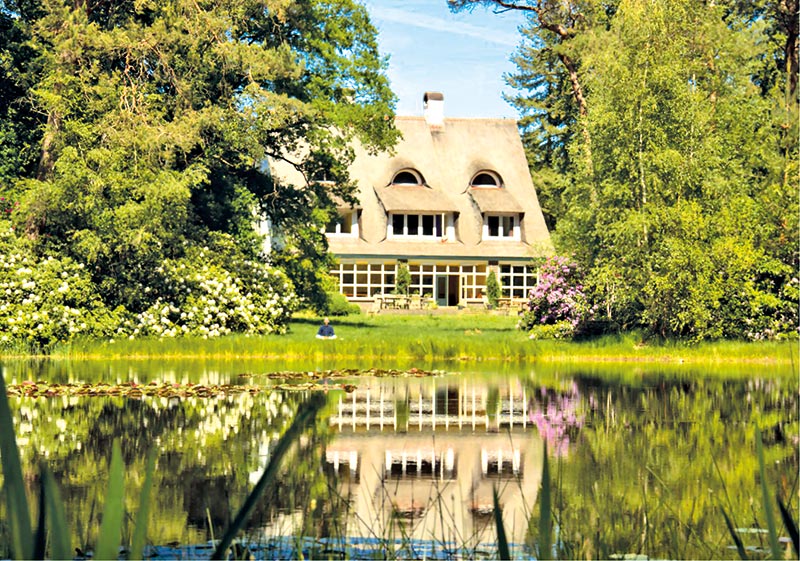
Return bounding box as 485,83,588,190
391,170,424,186
471,172,501,188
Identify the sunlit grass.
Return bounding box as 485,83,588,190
42,313,797,368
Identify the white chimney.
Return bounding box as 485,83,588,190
423,91,444,128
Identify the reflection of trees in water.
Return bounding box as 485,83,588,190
525,376,799,559
5,374,797,559
8,390,315,548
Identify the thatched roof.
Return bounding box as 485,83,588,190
468,187,523,213
374,185,458,213
268,114,553,260
332,194,361,210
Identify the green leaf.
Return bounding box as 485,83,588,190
777,495,798,558
0,370,34,560
211,393,328,560
42,465,71,561
94,440,125,561
755,426,781,559
33,472,47,561
720,506,748,560
129,449,157,561
493,485,511,560
538,440,553,561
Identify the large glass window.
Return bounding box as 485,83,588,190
330,262,398,299
499,264,538,299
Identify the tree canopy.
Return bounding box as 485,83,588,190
452,0,798,341
0,0,397,348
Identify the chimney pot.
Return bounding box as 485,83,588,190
423,91,444,128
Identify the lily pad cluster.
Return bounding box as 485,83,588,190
4,369,440,399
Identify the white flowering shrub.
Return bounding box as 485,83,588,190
0,222,296,346
125,243,297,338
0,226,121,348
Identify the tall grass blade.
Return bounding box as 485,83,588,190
212,393,328,560
720,506,748,560
492,486,511,560
33,473,47,560
755,426,781,559
129,450,157,561
777,495,799,557
42,465,71,561
538,440,553,561
94,440,125,561
0,370,34,560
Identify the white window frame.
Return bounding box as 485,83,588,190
483,213,520,241
388,212,447,240
499,263,538,299
325,209,359,238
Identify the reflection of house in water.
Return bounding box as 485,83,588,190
323,379,543,547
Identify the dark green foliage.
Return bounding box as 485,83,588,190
486,270,501,308
492,486,511,560
457,0,799,341
0,372,33,560
0,0,396,346
778,495,799,557
395,262,411,296
324,291,361,316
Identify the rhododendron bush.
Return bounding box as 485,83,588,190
518,256,593,339
0,224,297,349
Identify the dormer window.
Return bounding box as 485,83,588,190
325,209,359,237
391,169,424,186
471,171,502,188
389,212,445,238
485,214,517,239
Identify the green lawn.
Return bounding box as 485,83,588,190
46,312,797,367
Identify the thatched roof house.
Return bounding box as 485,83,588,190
272,93,552,307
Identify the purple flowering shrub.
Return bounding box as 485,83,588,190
518,256,593,339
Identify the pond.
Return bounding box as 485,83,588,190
1,359,797,560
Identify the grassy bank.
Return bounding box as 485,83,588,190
34,313,797,367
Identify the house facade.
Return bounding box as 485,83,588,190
273,92,552,307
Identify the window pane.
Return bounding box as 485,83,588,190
488,215,499,237
407,214,419,235
502,216,513,237
392,214,404,235
340,212,352,234
392,171,419,185
422,214,434,235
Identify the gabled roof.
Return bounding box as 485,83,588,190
468,188,523,214
374,185,459,213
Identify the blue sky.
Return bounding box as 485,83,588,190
363,0,528,119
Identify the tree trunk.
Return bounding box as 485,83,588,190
36,110,61,182
781,0,799,101
558,52,593,176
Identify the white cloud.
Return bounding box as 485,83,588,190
373,6,519,48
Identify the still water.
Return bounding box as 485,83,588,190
1,360,797,560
